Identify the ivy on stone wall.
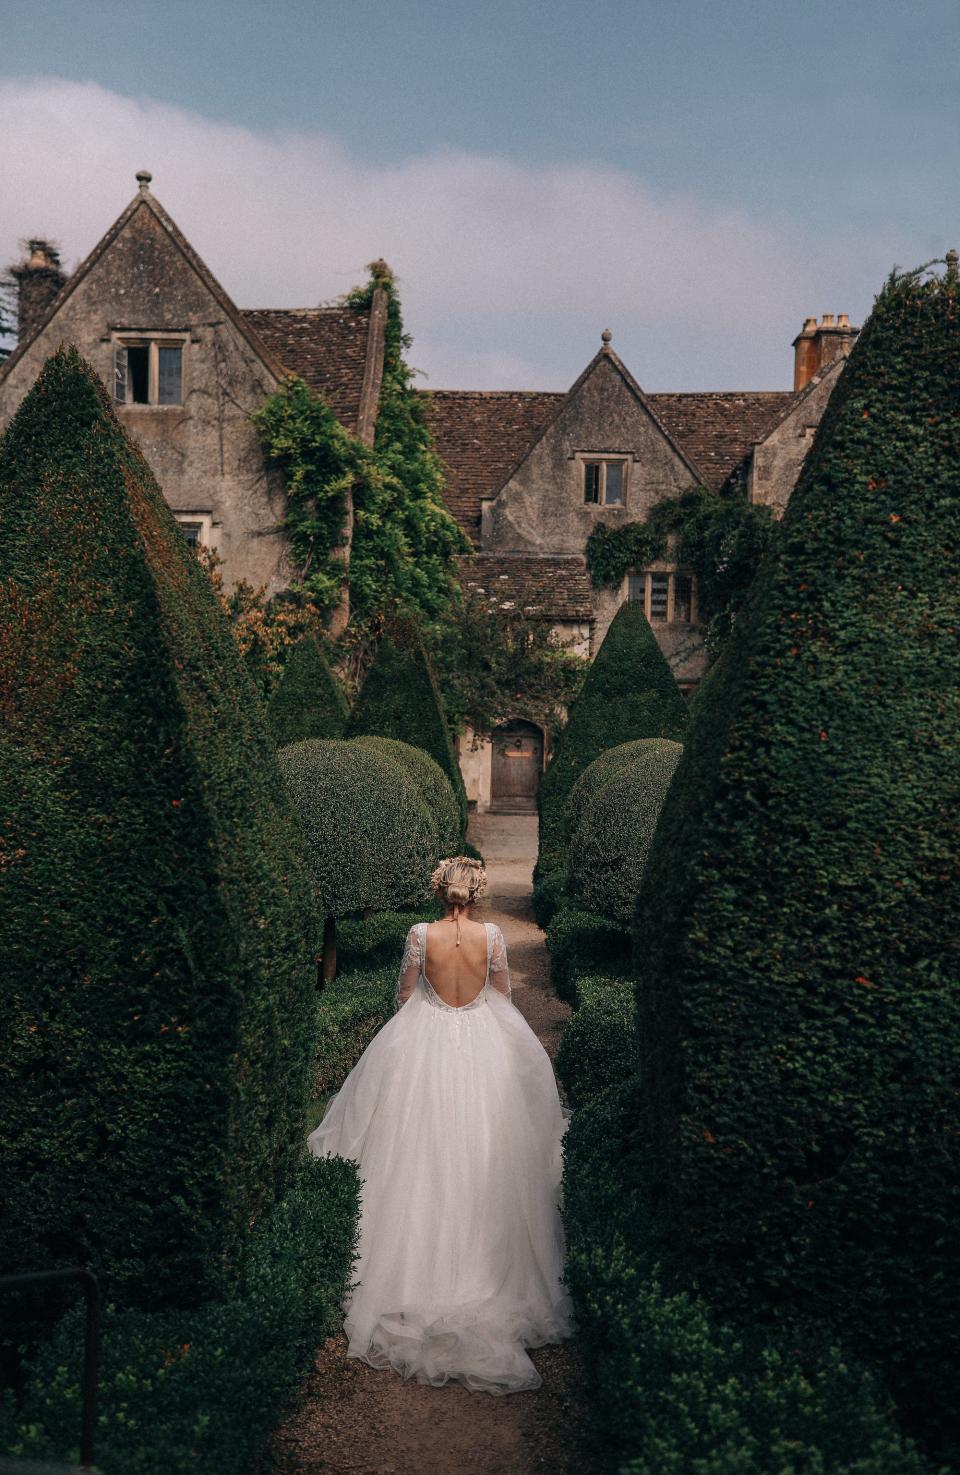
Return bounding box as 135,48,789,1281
585,486,776,649
253,263,469,629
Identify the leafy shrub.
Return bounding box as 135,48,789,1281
631,264,960,1454
267,633,349,745
277,739,435,917
565,737,671,841
555,976,636,1108
569,740,683,923
312,963,397,1096
0,350,320,1322
337,904,442,972
537,601,686,875
354,735,460,857
561,1084,926,1475
346,624,467,837
545,906,631,1003
0,1153,361,1475
532,868,568,930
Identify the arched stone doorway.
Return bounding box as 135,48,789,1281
489,720,544,814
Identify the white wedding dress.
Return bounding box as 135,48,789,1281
307,920,575,1394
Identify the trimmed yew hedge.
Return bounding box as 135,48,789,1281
566,737,673,842
555,975,636,1109
267,633,349,745
631,265,960,1453
568,740,682,923
347,626,468,838
545,905,632,1003
355,735,460,858
0,350,320,1322
537,601,686,876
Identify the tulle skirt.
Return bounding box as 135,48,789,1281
307,979,575,1394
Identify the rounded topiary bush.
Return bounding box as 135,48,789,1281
277,739,434,919
565,738,674,842
354,736,460,859
569,740,682,923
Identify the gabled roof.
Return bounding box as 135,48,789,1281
459,553,594,621
0,180,287,389
423,362,798,541
242,307,374,434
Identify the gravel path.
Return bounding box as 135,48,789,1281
262,815,597,1475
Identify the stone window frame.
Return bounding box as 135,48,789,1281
112,330,188,408
173,511,215,550
576,452,631,507
626,566,698,625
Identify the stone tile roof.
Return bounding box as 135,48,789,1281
649,391,795,490
459,554,594,621
422,386,796,540
242,307,372,431
421,391,565,544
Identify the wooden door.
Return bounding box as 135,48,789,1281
490,721,543,812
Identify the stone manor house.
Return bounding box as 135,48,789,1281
0,172,859,813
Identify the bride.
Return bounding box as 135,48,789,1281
307,854,575,1395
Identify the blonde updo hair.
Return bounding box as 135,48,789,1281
431,855,487,909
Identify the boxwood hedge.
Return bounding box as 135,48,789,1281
537,600,686,876
267,633,349,745
545,905,632,1003
568,740,682,923
0,350,321,1322
346,624,468,838
565,737,674,842
354,735,460,858
555,975,636,1109
630,265,960,1453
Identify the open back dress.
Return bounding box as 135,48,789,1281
307,920,575,1394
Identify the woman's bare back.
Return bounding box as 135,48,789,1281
423,917,488,1007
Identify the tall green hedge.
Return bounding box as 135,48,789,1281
0,349,321,1317
354,735,460,858
267,633,349,745
569,740,683,923
566,737,673,842
537,601,687,874
346,626,468,837
630,265,960,1452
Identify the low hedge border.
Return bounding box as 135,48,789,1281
562,1082,928,1475
532,868,567,930
555,975,636,1109
545,905,631,1003
0,1152,361,1475
313,963,396,1097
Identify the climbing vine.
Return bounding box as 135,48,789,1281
252,262,469,628
585,486,776,648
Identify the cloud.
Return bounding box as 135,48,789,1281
0,76,923,390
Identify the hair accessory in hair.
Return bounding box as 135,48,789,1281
431,855,487,944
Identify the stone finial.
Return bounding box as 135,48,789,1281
601,328,612,348
947,248,958,283
136,170,153,193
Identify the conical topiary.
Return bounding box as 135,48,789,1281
537,601,687,874
267,633,349,746
346,624,467,837
630,264,960,1448
0,348,321,1317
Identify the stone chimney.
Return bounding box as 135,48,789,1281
792,311,859,392
10,239,67,343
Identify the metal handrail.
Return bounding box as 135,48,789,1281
0,1267,99,1472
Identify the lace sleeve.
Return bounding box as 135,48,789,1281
488,924,512,1001
394,925,421,1012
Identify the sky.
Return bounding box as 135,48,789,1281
1,0,957,390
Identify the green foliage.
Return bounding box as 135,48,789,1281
545,905,632,1003
561,1084,926,1475
337,904,443,973
312,963,396,1097
537,601,687,873
585,485,776,650
354,735,460,858
346,623,468,837
277,738,434,917
267,632,349,745
0,349,320,1320
555,975,636,1108
565,737,674,842
569,740,683,923
631,264,960,1453
428,576,588,740
532,868,568,930
0,1153,361,1475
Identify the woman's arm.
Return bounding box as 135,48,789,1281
488,925,512,1001
394,925,421,1012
